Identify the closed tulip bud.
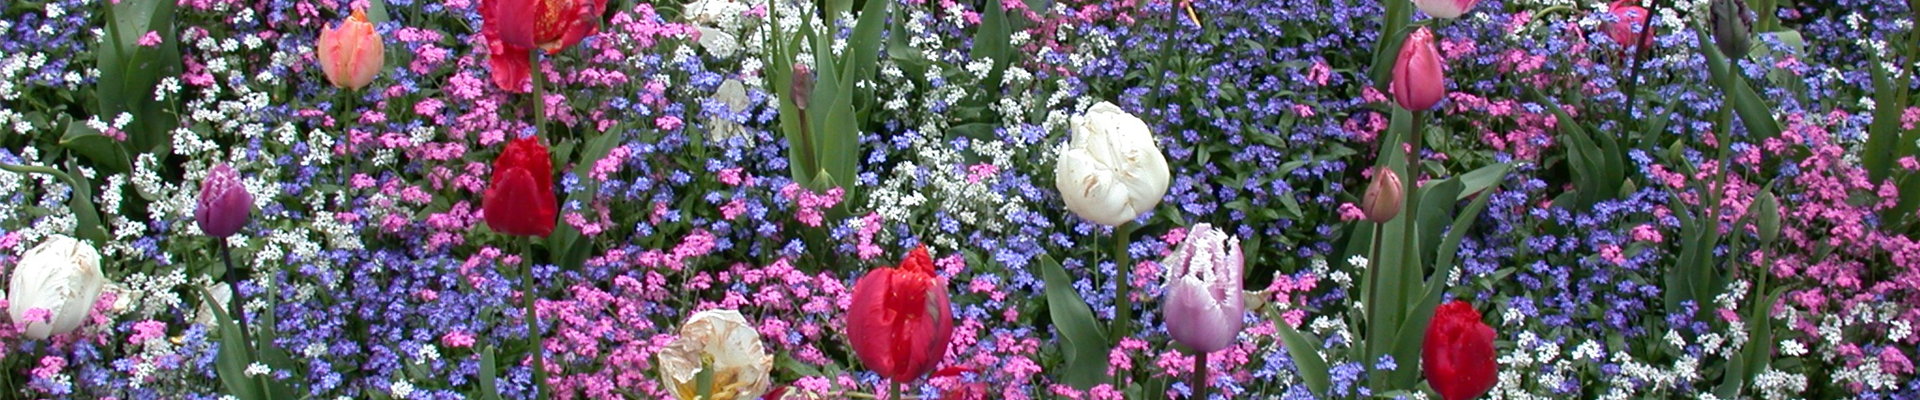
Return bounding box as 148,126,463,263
656,309,774,400
790,64,813,112
1161,223,1246,353
482,136,559,237
195,164,253,238
1605,0,1653,50
1411,0,1480,19
316,9,384,90
1392,27,1447,112
1710,0,1755,59
847,247,954,382
7,235,108,339
1055,102,1172,226
1361,167,1404,224
1755,190,1780,245
1423,300,1499,400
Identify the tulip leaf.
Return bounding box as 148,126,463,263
0,162,110,246
843,0,889,89
1275,321,1331,397
59,118,132,174
477,346,504,400
1367,0,1414,92
1038,254,1110,390
99,0,182,154
1697,25,1781,144
1865,50,1913,184
1388,170,1500,388
968,0,1012,105
365,0,390,24
201,287,267,400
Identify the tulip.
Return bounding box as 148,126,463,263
479,0,608,92
657,309,774,400
316,8,384,90
1392,27,1446,112
1423,300,1499,400
1161,223,1245,353
847,246,954,383
789,64,813,112
483,136,558,237
1411,0,1479,19
1055,102,1171,227
195,164,253,238
1709,0,1754,59
1606,0,1653,51
1361,167,1404,223
7,235,107,339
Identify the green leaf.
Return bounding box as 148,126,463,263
1368,2,1414,92
477,346,504,400
1698,26,1782,143
202,288,266,400
1865,51,1912,183
365,0,391,23
0,162,109,246
969,0,1013,102
59,119,132,174
843,0,890,87
1039,254,1111,390
1276,321,1331,396
1387,167,1502,388
99,0,182,154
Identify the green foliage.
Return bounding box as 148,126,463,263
1039,254,1112,390
98,0,183,155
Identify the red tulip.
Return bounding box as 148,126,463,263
1392,27,1446,111
479,0,608,92
847,246,954,383
1423,300,1498,400
483,136,558,237
1606,0,1653,50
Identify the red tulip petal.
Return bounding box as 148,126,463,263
487,41,532,93
489,0,542,50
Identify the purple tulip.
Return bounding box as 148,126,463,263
1161,223,1246,353
195,164,253,238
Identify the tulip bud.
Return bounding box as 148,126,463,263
1411,0,1480,19
1055,102,1172,226
1423,301,1498,400
1710,0,1755,59
195,164,253,238
7,235,108,339
1605,0,1653,50
1755,190,1780,245
483,136,559,237
657,309,774,400
316,9,385,90
1161,224,1246,353
1391,27,1447,111
790,64,813,112
1361,167,1404,223
847,247,954,382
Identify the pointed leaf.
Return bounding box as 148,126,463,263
1039,254,1111,390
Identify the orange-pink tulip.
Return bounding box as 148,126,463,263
316,9,384,90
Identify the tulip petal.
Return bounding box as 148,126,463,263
487,40,533,93
1163,277,1239,353
7,235,106,340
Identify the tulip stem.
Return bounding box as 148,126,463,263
1111,221,1136,348
219,240,252,348
520,239,550,399
1362,221,1383,362
889,380,902,400
528,51,548,142
1191,351,1210,399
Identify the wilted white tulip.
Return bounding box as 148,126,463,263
657,309,774,400
1055,102,1171,226
7,235,108,339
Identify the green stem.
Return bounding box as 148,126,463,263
529,51,548,141
890,380,902,400
1362,221,1384,364
521,239,550,399
1111,221,1136,348
1192,351,1210,400
220,240,252,348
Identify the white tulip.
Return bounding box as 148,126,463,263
7,235,107,339
1055,102,1171,226
657,309,773,400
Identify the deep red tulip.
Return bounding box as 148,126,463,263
1606,0,1653,51
1392,27,1447,111
847,246,954,383
483,136,558,237
1423,300,1499,400
479,0,608,92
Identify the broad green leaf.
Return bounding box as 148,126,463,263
1388,170,1500,388
1276,321,1331,396
478,346,505,400
1368,1,1413,92
0,162,109,246
1698,26,1782,143
1865,51,1911,183
99,0,182,154
842,0,890,87
1039,254,1110,390
202,287,266,400
969,0,1012,103
59,119,132,174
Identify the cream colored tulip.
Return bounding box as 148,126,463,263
7,235,107,339
657,309,773,400
1055,102,1171,226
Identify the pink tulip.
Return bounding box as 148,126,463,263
316,9,384,90
1412,0,1479,19
1392,27,1447,111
